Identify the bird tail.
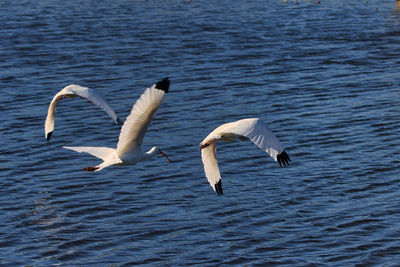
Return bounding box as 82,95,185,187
63,146,121,171
63,146,115,160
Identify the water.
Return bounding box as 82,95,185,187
1,1,400,265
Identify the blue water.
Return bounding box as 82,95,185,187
1,1,400,266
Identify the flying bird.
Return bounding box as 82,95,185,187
45,84,121,141
63,78,171,171
200,118,291,195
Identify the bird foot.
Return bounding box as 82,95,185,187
82,166,100,171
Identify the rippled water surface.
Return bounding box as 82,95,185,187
1,1,400,266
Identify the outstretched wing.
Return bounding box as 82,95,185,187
229,118,291,166
68,85,121,125
44,84,121,141
116,78,170,156
201,142,223,195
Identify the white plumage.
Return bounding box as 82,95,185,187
45,84,121,141
200,118,291,195
63,78,171,171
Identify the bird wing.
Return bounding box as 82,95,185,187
201,142,223,195
44,91,62,141
116,78,169,156
44,84,120,141
228,118,290,166
67,85,121,125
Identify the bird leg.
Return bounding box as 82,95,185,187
159,149,171,163
88,100,94,108
82,166,100,171
239,135,249,141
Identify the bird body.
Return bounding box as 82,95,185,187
45,84,121,141
63,78,171,171
200,118,291,195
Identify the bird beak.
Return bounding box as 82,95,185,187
159,149,171,163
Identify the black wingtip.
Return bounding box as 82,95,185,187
46,131,53,141
155,77,170,93
277,150,291,167
215,180,223,196
116,117,123,125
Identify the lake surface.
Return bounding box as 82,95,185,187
1,1,400,266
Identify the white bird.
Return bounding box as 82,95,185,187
63,78,171,171
200,118,291,195
45,84,121,141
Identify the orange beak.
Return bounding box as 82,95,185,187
159,149,171,163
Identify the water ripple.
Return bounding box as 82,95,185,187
1,1,400,266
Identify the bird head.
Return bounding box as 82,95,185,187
147,146,171,162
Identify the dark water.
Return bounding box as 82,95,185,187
1,1,400,266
